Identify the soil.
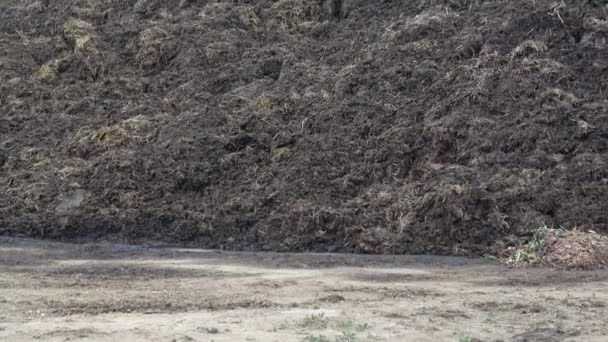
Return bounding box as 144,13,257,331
1,238,607,341
542,231,608,268
1,0,608,255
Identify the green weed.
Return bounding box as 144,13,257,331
335,319,368,332
507,224,564,264
299,313,329,330
336,331,360,342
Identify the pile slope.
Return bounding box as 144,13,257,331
1,0,607,255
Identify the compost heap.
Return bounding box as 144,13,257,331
1,0,607,255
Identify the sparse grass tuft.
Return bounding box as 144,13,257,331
297,314,366,342
65,116,156,157
239,6,262,31
299,313,329,330
254,95,279,112
336,331,360,342
301,331,360,342
63,18,95,50
269,0,321,31
271,147,291,161
36,60,60,81
335,319,368,333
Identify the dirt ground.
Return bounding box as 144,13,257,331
1,238,607,342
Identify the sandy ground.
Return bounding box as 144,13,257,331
0,238,607,342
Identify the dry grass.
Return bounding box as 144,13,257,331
253,94,282,118
65,116,156,157
511,40,547,59
584,18,608,33
94,126,130,146
136,27,171,69
56,18,112,81
403,39,440,52
418,183,468,211
520,58,568,77
271,147,291,161
381,8,455,44
71,0,113,17
36,60,60,81
255,95,278,110
63,18,96,51
238,6,262,31
268,0,322,31
198,2,232,19
198,3,260,31
541,88,580,110
409,9,451,28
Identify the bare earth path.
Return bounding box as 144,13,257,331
1,238,607,342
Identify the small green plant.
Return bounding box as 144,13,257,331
458,336,473,342
299,313,329,330
336,331,360,342
335,319,368,332
507,224,563,264
273,320,292,331
300,314,366,342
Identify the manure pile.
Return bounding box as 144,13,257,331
1,0,607,255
